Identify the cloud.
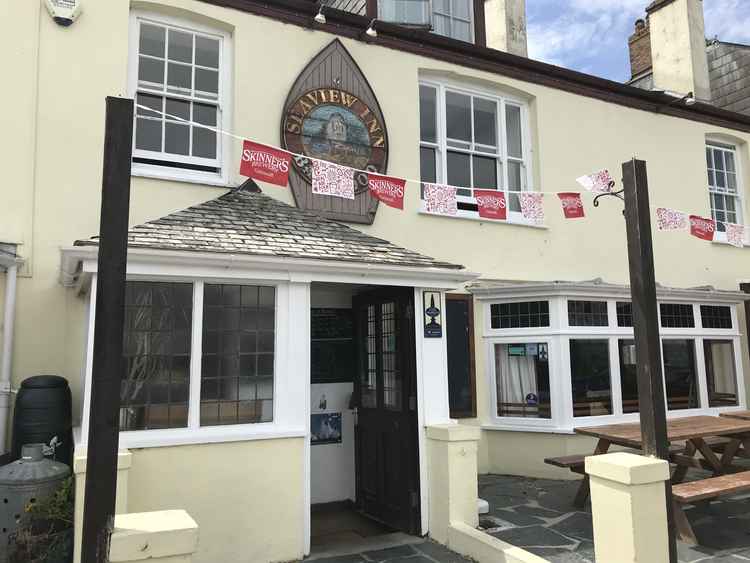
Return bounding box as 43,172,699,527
527,0,750,80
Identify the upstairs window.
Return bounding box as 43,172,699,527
130,14,229,182
378,0,473,42
706,142,744,233
419,81,531,217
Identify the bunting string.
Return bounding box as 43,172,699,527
134,103,746,247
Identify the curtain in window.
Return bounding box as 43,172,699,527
496,347,538,415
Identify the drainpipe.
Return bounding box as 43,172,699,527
0,262,18,454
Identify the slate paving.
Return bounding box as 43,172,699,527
478,474,750,562
308,540,475,563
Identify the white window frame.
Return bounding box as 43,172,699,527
127,11,233,186
418,79,535,225
706,140,746,242
431,0,474,42
482,294,746,433
80,273,306,449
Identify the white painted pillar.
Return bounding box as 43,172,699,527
586,452,671,563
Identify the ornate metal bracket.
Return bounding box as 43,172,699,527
592,181,624,209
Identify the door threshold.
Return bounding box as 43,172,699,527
306,532,424,561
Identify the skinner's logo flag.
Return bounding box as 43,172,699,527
557,192,585,219
689,215,716,241
474,190,507,220
367,173,406,209
240,141,291,187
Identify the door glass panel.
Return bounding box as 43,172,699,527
570,339,612,417
362,305,378,408
704,339,738,407
381,302,402,410
663,339,700,410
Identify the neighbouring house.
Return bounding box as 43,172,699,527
2,0,750,562
628,0,750,116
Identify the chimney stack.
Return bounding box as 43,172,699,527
646,0,711,101
628,18,653,79
485,0,528,57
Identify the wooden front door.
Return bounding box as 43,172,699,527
353,288,420,534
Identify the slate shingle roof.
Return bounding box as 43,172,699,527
74,187,463,270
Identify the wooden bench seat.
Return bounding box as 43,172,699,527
672,470,750,545
673,471,750,504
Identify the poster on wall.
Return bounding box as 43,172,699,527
311,413,342,445
423,291,442,338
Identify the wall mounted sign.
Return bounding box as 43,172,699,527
311,412,342,445
423,291,443,338
281,39,389,224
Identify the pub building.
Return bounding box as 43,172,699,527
4,0,750,561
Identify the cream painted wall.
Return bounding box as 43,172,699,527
126,438,305,563
2,0,750,543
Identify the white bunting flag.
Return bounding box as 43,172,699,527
312,159,355,200
423,183,457,216
520,192,545,224
576,169,615,193
656,207,689,231
727,223,745,248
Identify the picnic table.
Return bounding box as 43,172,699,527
720,410,750,421
565,416,750,545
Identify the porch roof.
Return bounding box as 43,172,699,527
74,185,463,271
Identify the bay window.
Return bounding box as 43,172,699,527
129,13,230,183
480,288,746,432
119,280,277,433
419,80,532,219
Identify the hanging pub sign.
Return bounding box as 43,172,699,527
281,39,389,224
423,291,443,338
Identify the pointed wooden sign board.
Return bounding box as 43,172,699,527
281,39,389,224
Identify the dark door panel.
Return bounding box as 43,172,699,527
353,288,420,534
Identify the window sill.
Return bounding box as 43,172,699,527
132,163,230,188
481,423,575,434
418,210,549,230
76,424,307,449
711,237,749,249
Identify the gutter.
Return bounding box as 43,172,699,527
0,253,23,454
60,245,480,288
199,0,750,135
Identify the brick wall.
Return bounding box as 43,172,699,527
629,19,653,79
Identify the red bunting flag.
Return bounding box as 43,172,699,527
557,192,585,219
474,190,507,220
689,215,716,241
367,173,406,210
239,140,291,187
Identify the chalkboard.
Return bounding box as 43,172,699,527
311,309,355,384
312,308,354,340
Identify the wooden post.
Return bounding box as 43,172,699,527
740,283,750,368
621,158,677,563
81,97,134,563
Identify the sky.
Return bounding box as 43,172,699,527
526,0,750,82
